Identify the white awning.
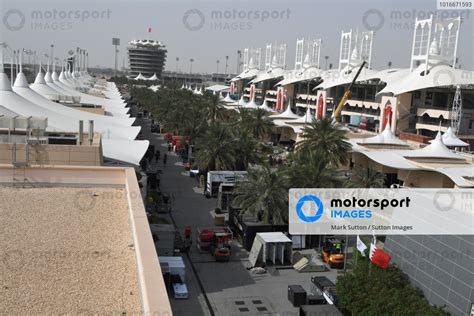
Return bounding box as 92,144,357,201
379,64,474,96
317,67,378,90
232,68,260,81
276,66,322,86
250,67,286,84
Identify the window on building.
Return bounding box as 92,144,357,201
425,91,433,105
433,92,448,109
366,87,375,101
356,87,365,100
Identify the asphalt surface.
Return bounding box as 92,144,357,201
138,116,339,316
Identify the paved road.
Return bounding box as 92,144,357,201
138,117,339,316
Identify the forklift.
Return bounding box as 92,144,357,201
175,226,192,253
321,238,345,269
210,231,232,262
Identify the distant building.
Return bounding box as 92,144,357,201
162,71,234,85
127,39,167,78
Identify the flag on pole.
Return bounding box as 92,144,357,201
147,27,152,33
356,235,367,257
369,237,391,269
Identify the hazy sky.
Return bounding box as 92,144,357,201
1,0,472,73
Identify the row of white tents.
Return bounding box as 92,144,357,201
133,73,158,81
0,51,148,165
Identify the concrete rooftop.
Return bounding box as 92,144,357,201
0,187,142,314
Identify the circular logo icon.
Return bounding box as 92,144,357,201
362,9,384,31
73,190,96,212
3,9,25,31
432,190,455,212
2,250,24,270
296,195,324,223
183,9,205,31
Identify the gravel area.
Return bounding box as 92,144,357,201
0,187,142,314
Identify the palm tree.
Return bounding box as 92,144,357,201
233,165,288,225
232,129,264,170
194,122,235,171
237,108,274,140
347,167,386,188
182,103,208,144
285,150,343,188
297,117,351,166
201,93,225,123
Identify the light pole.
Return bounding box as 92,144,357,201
176,57,179,72
189,58,194,74
23,49,32,72
50,44,54,73
225,55,229,77
325,56,329,70
236,50,241,74
216,59,220,74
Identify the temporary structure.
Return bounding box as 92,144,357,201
248,232,292,267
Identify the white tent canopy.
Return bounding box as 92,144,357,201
277,66,322,86
358,122,408,146
404,132,464,159
232,68,259,81
259,99,276,112
434,127,469,147
1,72,147,165
205,85,230,92
269,100,300,120
134,73,146,80
148,73,158,80
379,64,474,96
317,66,378,90
222,93,235,103
14,73,137,135
275,107,315,133
250,67,287,84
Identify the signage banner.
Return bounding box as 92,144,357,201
289,189,473,235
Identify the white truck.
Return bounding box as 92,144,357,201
205,171,247,198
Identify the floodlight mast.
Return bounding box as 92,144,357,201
451,85,463,135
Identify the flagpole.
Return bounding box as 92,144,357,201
369,233,376,276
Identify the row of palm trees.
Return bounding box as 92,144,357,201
131,82,387,225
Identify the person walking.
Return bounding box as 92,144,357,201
155,149,161,162
168,143,172,152
163,153,168,165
